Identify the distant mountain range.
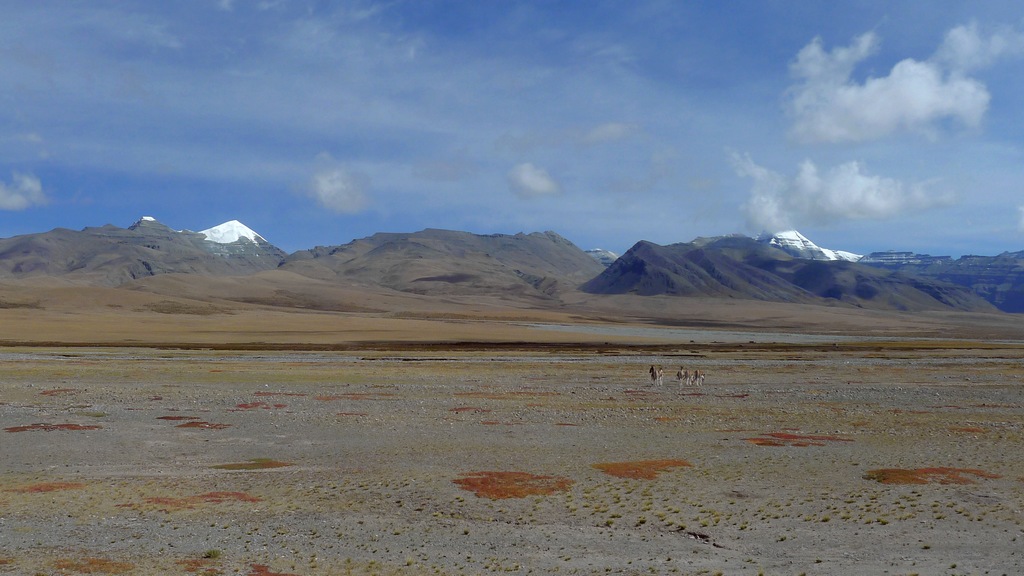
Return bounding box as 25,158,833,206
580,235,992,312
0,217,1022,313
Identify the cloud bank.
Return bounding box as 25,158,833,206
733,153,950,233
0,173,48,211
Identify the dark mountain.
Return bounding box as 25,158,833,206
582,236,995,312
860,250,1024,312
281,228,604,299
0,218,286,286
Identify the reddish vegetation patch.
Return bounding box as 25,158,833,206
950,426,987,434
157,415,200,421
450,406,491,413
40,388,79,396
745,432,853,447
234,401,287,410
316,392,396,401
555,422,580,426
7,481,86,493
175,421,231,429
864,467,1002,485
4,422,101,433
124,491,262,512
717,393,750,399
176,558,222,574
593,459,692,480
454,471,574,499
248,564,299,576
974,403,1019,409
53,557,134,574
212,458,292,471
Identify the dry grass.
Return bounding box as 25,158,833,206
2,332,1023,575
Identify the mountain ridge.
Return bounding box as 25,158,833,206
0,217,1021,313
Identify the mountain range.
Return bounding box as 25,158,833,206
0,217,1021,314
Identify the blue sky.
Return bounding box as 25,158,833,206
2,1,1024,257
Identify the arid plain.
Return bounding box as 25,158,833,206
1,284,1023,575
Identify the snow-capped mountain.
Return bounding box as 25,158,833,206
758,230,862,262
586,248,619,267
199,220,266,244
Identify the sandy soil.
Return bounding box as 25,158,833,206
2,335,1023,575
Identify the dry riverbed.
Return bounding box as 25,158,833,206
1,341,1023,575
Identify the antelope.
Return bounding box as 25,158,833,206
693,369,705,386
675,367,691,387
649,365,664,386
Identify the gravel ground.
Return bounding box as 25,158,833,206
1,343,1023,575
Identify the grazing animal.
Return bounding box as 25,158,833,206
676,367,691,387
649,365,664,386
693,369,706,386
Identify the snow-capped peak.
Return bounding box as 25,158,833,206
199,220,266,244
759,230,861,262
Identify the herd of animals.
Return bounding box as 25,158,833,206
649,365,705,387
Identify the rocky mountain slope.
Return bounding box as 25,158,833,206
0,217,286,286
582,236,994,312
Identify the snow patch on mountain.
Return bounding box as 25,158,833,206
199,220,266,244
586,248,619,267
759,230,862,262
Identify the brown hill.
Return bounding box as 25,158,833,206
281,229,604,300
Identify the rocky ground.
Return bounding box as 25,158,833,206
1,337,1023,575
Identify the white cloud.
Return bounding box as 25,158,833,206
579,122,640,145
306,155,369,214
787,30,992,143
733,153,951,232
0,172,48,210
936,22,1024,72
507,163,561,198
